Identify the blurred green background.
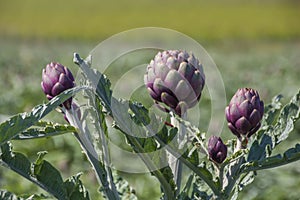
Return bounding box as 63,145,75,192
0,0,300,199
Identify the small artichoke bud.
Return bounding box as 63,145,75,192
144,50,205,116
225,88,264,138
208,135,227,164
41,62,75,110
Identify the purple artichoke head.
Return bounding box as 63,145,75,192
41,62,75,110
144,50,205,116
208,135,227,164
225,88,264,138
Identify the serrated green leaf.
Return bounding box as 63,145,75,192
241,144,300,173
33,155,67,199
74,53,112,112
261,94,283,127
0,142,32,180
0,87,84,145
272,90,300,145
111,98,148,139
0,143,67,199
13,123,76,140
247,134,272,162
64,173,90,200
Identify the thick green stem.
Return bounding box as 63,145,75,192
66,110,120,200
169,113,186,195
218,165,224,191
223,138,247,198
90,95,119,198
152,134,221,196
124,134,175,200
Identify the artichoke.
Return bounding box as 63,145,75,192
225,88,264,138
207,135,227,164
144,50,205,116
41,62,75,110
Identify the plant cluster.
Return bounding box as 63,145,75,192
0,50,299,200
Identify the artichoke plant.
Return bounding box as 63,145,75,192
144,50,205,116
207,135,227,164
41,62,75,110
225,88,264,138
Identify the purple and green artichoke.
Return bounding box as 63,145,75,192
208,135,227,164
41,62,75,110
144,50,205,116
225,88,264,138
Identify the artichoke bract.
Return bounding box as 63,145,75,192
208,135,227,164
225,88,264,138
41,62,75,110
144,50,205,116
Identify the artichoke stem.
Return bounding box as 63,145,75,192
169,112,187,194
65,107,120,200
234,137,247,153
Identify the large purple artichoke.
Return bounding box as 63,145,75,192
225,88,264,138
41,62,75,110
207,135,227,164
144,50,205,116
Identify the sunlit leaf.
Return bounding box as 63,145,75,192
258,90,300,148
241,144,300,173
0,87,84,145
273,90,300,144
13,123,76,140
261,94,283,128
73,53,112,112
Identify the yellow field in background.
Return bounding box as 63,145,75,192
0,0,300,41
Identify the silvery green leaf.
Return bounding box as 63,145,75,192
0,87,84,145
241,144,300,173
274,90,300,144
13,122,76,140
261,94,283,128
73,53,112,112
